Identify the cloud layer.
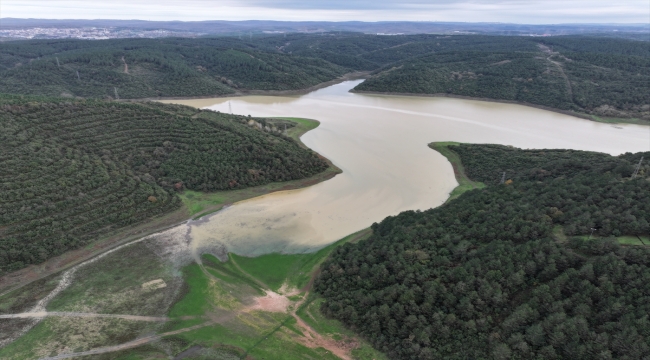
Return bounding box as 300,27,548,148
2,0,649,23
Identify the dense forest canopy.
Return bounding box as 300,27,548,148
0,37,348,98
0,95,327,273
316,144,650,359
1,34,648,120
353,37,650,121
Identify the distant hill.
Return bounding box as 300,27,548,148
0,95,328,273
2,18,649,37
1,34,648,121
352,36,650,122
0,37,348,98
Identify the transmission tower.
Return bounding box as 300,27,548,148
500,172,506,184
76,71,80,80
56,57,60,67
228,101,232,114
114,87,119,100
632,156,644,179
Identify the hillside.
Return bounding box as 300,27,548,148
353,36,650,122
0,37,348,98
315,144,650,359
0,95,328,273
2,35,649,123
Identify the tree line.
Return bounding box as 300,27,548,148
316,144,650,359
0,95,327,273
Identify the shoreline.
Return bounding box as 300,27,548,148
352,89,649,126
428,142,485,204
123,71,370,102
0,117,340,297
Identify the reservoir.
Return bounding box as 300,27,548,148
163,80,650,256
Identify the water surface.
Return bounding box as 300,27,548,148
163,80,649,256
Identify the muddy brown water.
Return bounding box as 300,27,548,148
162,80,650,256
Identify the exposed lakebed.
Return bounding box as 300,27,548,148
163,80,649,256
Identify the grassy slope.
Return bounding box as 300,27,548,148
160,229,384,360
429,142,486,203
0,230,383,359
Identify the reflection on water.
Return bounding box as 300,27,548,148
162,81,650,256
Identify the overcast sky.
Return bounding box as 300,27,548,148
2,0,649,24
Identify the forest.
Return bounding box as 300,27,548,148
0,95,327,273
353,37,650,121
1,34,648,120
0,37,348,98
316,144,650,359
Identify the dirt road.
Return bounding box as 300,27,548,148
538,44,573,98
0,312,168,322
38,321,213,360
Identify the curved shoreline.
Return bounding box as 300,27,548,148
351,89,648,126
0,118,340,297
122,71,370,102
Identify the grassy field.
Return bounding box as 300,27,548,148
0,223,384,359
429,142,486,202
276,117,321,142
230,229,372,292
617,235,650,246
553,226,649,246
156,228,382,360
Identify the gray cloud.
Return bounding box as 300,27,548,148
2,0,648,23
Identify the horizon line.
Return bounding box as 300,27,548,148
2,18,649,27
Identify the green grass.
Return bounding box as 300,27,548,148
297,297,350,337
230,229,372,292
178,190,227,217
296,297,388,360
0,317,154,360
46,241,176,315
588,115,649,126
429,142,486,202
162,228,382,359
202,254,265,294
274,117,320,142
0,320,51,360
554,226,649,246
173,319,340,360
0,274,61,314
168,264,212,318
617,235,650,246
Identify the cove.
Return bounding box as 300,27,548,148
162,80,649,257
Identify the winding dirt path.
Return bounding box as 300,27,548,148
538,44,573,98
0,312,168,322
38,320,215,360
0,227,179,349
290,292,353,360
121,56,128,74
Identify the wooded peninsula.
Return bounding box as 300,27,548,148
317,144,650,359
